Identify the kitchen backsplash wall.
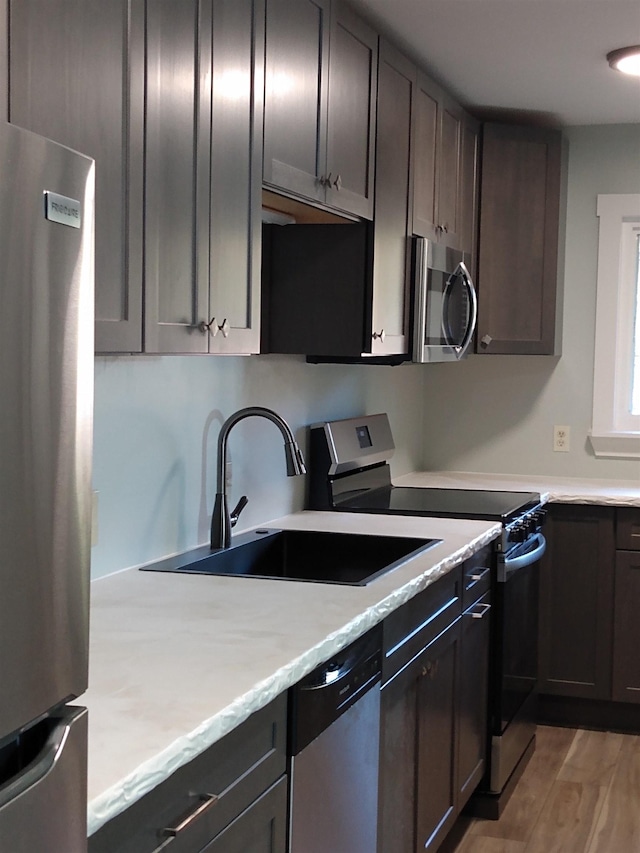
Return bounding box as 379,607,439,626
92,355,425,579
419,123,640,482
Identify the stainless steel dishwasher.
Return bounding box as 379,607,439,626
288,625,382,853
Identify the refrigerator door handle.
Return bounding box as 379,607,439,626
0,707,82,809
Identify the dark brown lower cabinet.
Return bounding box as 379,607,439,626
379,617,460,853
379,551,493,852
538,504,640,730
613,548,640,704
415,620,460,850
457,590,491,803
538,504,615,700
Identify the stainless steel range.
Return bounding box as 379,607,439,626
308,413,547,816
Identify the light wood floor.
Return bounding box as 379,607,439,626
442,725,640,853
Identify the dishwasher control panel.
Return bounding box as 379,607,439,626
288,625,382,756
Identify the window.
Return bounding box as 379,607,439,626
590,194,640,457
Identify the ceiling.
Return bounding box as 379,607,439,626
347,0,640,126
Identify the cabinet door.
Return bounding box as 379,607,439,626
538,505,615,700
415,619,460,851
379,661,421,853
379,618,461,853
263,0,329,204
202,777,287,853
476,123,563,355
412,71,440,242
457,591,491,805
436,93,463,249
8,0,144,353
144,0,211,353
324,0,377,219
208,0,263,354
369,40,414,357
612,551,640,704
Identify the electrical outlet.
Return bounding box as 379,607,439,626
553,425,571,452
225,459,233,491
91,490,99,546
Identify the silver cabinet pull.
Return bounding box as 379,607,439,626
333,173,342,190
372,329,385,342
468,566,491,582
152,793,219,851
471,603,491,620
198,318,218,336
218,318,230,338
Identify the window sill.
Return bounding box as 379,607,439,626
589,431,640,459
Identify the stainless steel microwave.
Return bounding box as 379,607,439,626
411,237,477,363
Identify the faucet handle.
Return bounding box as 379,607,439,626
230,495,248,527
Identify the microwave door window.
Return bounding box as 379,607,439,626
424,270,449,346
442,269,472,348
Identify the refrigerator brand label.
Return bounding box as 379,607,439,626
44,191,82,229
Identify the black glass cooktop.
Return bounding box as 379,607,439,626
337,487,541,523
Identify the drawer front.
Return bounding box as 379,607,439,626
461,544,494,610
383,565,462,683
89,693,287,853
202,776,287,853
616,507,640,551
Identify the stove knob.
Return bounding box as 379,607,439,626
512,522,527,542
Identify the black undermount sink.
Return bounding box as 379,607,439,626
141,528,440,586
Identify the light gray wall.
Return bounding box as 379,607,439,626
92,355,425,578
419,124,640,481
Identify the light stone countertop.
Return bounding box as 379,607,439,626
394,471,640,506
85,510,500,836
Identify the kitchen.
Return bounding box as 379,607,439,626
1,0,640,851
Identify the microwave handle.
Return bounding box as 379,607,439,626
454,262,478,358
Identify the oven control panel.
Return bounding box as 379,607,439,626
503,505,547,552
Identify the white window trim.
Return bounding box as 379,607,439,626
589,193,640,458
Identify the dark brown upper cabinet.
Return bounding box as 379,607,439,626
476,123,565,355
412,72,479,262
8,0,145,353
368,39,415,357
144,0,264,355
263,0,377,219
261,37,414,360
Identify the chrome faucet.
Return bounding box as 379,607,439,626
210,406,306,550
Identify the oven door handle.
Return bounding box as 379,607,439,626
500,532,546,581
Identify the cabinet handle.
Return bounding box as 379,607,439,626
152,793,219,851
198,318,218,337
372,329,386,343
468,566,491,582
218,318,230,338
470,603,491,620
332,173,342,191
325,171,333,187
422,660,438,679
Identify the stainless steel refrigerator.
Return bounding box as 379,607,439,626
0,121,94,852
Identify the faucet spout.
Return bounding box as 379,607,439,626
210,407,306,550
